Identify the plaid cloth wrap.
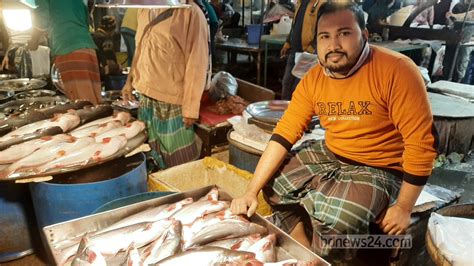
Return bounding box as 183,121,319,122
138,94,200,169
263,139,402,257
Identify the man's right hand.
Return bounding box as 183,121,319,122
121,83,134,102
230,192,258,217
280,42,291,58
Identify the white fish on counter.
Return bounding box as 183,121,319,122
103,197,194,232
59,219,173,265
75,112,131,131
94,120,145,142
0,134,75,164
155,246,259,266
142,219,182,265
199,187,219,201
71,236,107,266
0,112,80,143
186,217,268,248
245,234,277,263
70,120,123,138
35,136,128,173
0,137,95,179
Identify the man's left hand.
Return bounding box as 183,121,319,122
183,117,197,128
377,204,411,235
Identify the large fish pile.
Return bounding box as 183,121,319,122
54,188,316,266
0,111,146,179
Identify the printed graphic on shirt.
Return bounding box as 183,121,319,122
316,101,372,121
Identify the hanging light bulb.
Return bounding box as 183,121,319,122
2,9,33,31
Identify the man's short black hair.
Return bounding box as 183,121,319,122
317,2,366,31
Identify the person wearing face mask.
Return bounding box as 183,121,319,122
230,2,437,259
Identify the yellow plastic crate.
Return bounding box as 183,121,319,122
148,157,272,216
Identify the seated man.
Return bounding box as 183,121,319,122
231,2,437,260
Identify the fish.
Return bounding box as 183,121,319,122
94,120,145,142
206,234,262,250
35,136,127,173
75,104,113,125
70,120,123,138
59,219,172,265
186,217,268,248
199,187,219,201
182,209,239,248
171,200,230,225
103,197,194,232
142,219,182,265
0,134,75,164
75,112,131,131
71,236,107,266
245,234,277,263
0,137,95,179
0,126,64,151
120,243,143,266
155,246,258,266
0,112,80,143
39,100,92,117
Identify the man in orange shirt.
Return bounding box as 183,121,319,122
231,2,437,259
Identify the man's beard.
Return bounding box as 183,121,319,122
321,52,353,73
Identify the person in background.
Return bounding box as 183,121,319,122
93,16,121,83
412,0,434,27
122,3,209,169
120,9,138,67
29,0,101,104
203,0,219,65
280,0,323,100
231,2,437,260
446,0,474,82
211,0,241,28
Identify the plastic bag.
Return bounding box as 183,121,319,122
291,52,318,79
208,71,238,102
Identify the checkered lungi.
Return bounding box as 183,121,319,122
55,48,102,104
263,139,402,257
138,94,200,169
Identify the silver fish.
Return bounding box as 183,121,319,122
94,120,145,142
171,200,230,225
186,217,268,248
0,137,95,179
59,219,172,265
142,219,182,265
206,234,262,250
75,112,131,131
0,134,75,164
199,187,219,201
246,234,277,263
70,120,123,138
155,246,258,266
0,112,80,143
36,136,127,173
71,236,107,266
120,243,143,266
103,197,193,232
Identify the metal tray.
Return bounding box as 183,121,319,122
246,100,289,124
0,73,18,81
0,78,48,92
43,186,330,266
0,90,14,104
0,96,68,116
2,132,147,181
14,89,56,100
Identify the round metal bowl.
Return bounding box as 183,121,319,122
101,90,123,103
0,78,48,93
0,90,14,104
0,96,68,115
14,89,56,100
0,74,18,81
51,64,65,94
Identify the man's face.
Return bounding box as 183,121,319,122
316,9,368,75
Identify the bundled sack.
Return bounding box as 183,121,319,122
208,71,238,102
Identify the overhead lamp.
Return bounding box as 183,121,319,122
2,9,33,31
95,0,191,9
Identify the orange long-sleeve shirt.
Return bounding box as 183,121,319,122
273,45,437,185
